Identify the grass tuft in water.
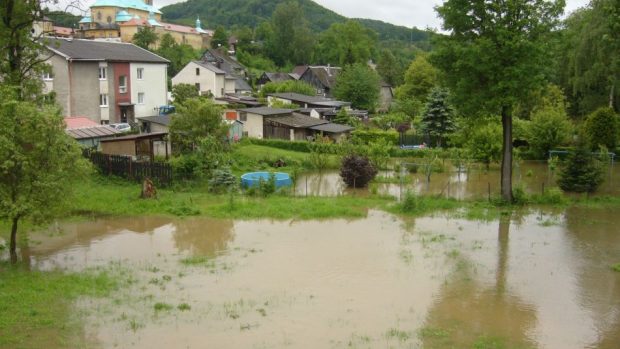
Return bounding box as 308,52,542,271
178,303,191,311
612,263,620,272
153,302,173,311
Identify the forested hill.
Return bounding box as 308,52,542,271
160,0,430,44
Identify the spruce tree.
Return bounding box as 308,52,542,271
421,88,455,147
557,137,605,193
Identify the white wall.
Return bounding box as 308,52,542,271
130,63,168,118
171,62,226,98
243,112,264,139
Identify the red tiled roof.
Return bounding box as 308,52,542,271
120,18,149,26
65,116,99,129
161,22,197,34
53,26,73,36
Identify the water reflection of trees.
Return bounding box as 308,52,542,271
172,218,234,257
563,207,620,348
420,216,538,348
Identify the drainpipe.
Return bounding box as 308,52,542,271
68,59,73,116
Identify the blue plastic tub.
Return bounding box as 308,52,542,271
241,172,292,189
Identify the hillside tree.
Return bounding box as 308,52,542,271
211,26,229,49
333,63,381,112
133,26,158,50
265,1,315,66
432,0,564,201
314,20,377,66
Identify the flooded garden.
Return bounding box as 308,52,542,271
5,203,620,348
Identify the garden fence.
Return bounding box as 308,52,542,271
83,149,173,186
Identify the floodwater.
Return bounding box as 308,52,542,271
295,161,620,198
7,207,620,348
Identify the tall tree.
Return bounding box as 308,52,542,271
421,88,456,148
211,26,229,49
376,49,403,86
157,33,200,78
314,20,377,66
333,63,381,112
432,0,564,201
0,86,87,263
265,1,315,66
394,54,439,116
132,26,158,50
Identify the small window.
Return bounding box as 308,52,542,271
195,67,200,76
240,112,247,122
137,68,144,80
99,94,108,107
138,92,145,104
119,75,127,93
42,71,53,80
97,12,102,20
106,16,112,23
195,83,200,91
98,67,107,80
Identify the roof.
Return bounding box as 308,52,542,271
91,0,162,14
45,38,169,63
193,61,226,74
115,10,133,22
266,113,329,129
292,65,308,76
66,125,121,140
100,132,168,142
238,107,293,116
309,123,355,133
53,26,73,36
302,66,341,89
138,115,170,126
65,117,99,129
269,92,351,108
235,78,252,92
263,72,294,83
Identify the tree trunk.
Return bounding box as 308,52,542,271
501,106,513,202
10,216,19,264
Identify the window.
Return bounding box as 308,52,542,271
138,92,145,104
42,71,53,80
240,112,247,122
97,12,102,20
119,75,127,93
106,16,112,23
195,68,200,76
195,83,200,91
98,67,107,80
137,68,144,80
99,94,108,107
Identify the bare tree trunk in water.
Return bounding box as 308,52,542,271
10,216,19,264
501,106,513,202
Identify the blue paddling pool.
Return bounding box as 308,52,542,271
241,172,292,189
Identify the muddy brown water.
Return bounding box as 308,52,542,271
295,161,619,198
4,207,620,349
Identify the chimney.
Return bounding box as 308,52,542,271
327,64,331,76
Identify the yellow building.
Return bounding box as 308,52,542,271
78,0,211,49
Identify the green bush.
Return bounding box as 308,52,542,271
558,138,605,193
584,107,619,150
351,129,399,146
208,168,237,193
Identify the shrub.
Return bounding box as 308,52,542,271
340,155,378,188
557,138,605,193
466,122,502,168
528,105,573,159
351,129,399,146
584,107,619,150
208,168,237,193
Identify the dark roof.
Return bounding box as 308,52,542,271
264,72,294,83
302,66,341,89
266,113,328,128
292,65,309,76
138,115,171,126
235,78,252,92
309,123,355,133
45,38,168,63
100,132,168,142
193,61,226,74
269,92,351,108
66,125,121,140
238,107,293,116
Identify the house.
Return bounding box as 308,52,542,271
138,114,170,134
43,38,169,125
171,61,236,98
100,132,169,161
379,81,394,113
256,72,295,89
77,0,212,49
201,49,252,94
290,65,308,80
263,113,329,141
299,65,341,97
64,116,122,147
267,92,350,110
237,107,294,139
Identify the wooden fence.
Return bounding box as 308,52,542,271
83,150,173,186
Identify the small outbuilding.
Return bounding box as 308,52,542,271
100,132,169,161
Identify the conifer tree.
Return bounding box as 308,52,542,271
421,88,455,147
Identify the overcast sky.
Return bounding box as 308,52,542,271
73,0,591,30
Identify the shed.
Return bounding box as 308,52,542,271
100,132,169,161
264,113,328,141
309,123,355,142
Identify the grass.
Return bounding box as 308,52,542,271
230,144,339,174
612,263,620,272
0,265,119,348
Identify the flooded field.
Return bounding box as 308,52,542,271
9,207,620,348
295,161,620,198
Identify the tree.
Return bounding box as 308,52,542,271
0,86,87,263
314,20,377,66
558,136,604,193
377,49,403,86
169,98,228,151
432,0,564,201
259,80,315,98
421,88,455,148
332,108,360,127
467,122,503,169
340,155,377,188
172,83,200,106
584,107,619,150
211,26,229,49
527,85,573,158
394,54,439,117
265,1,315,66
156,33,200,78
132,26,158,50
333,63,380,112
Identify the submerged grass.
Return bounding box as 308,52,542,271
612,263,620,272
0,265,119,348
